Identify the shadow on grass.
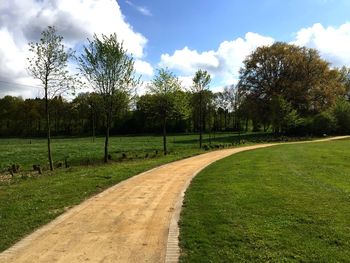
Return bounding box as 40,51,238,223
173,132,274,145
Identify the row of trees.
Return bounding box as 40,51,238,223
1,27,350,170
0,83,238,140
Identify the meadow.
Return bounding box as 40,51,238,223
0,132,276,171
179,138,350,262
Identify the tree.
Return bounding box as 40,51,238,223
78,33,139,162
28,26,76,170
144,68,188,155
238,42,346,133
332,99,350,134
214,85,237,131
192,69,211,148
339,66,350,100
270,96,300,134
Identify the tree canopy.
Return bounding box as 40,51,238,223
27,26,76,170
78,33,139,162
238,42,346,132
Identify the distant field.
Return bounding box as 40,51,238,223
0,132,272,170
180,139,350,262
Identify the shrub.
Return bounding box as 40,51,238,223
332,99,350,134
312,111,336,135
203,145,210,151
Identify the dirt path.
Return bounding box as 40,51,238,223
0,136,348,263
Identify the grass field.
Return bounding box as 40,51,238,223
0,132,270,171
179,139,350,262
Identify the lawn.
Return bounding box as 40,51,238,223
179,139,350,262
0,132,271,171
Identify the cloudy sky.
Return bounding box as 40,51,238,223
1,0,350,98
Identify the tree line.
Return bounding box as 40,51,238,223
1,27,350,169
0,84,238,138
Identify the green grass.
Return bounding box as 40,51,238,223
0,132,269,171
179,139,350,262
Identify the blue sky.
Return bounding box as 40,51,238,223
118,0,350,65
0,0,350,97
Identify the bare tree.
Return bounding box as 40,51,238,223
28,26,76,171
78,33,139,162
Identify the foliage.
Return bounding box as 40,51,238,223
27,26,77,170
339,66,350,99
27,26,77,98
180,139,350,262
146,68,189,122
312,111,336,135
3,41,350,138
78,33,139,162
331,99,350,134
141,68,189,154
192,69,212,148
270,96,301,134
238,42,346,134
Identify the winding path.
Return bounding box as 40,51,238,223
0,136,348,263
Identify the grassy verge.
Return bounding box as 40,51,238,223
0,147,204,252
179,139,350,262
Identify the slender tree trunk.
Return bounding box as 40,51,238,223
104,114,110,163
163,117,167,155
45,86,54,171
92,109,95,143
199,91,202,148
104,126,109,163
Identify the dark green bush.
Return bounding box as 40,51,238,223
312,111,336,135
332,99,350,134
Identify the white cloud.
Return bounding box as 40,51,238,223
160,32,274,90
160,47,219,75
135,80,150,96
293,23,350,66
125,1,152,17
160,24,350,92
134,60,154,77
0,0,148,97
178,76,194,91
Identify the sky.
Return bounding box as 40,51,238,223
1,0,350,98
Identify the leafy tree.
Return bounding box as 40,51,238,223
312,111,336,135
270,96,300,134
239,42,345,134
332,99,350,134
78,33,139,162
339,66,350,100
192,69,211,148
215,86,235,131
144,68,188,155
27,26,76,170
